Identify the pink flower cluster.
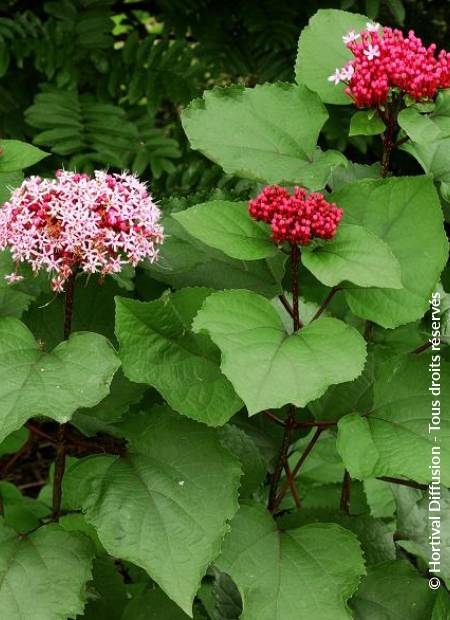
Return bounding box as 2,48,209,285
0,170,163,291
248,185,343,246
330,22,450,108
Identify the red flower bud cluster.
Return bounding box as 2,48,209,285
331,23,450,108
248,185,343,246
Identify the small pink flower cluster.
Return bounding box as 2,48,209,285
330,22,450,108
0,170,163,291
248,185,343,246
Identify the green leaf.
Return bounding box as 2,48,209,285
332,176,448,328
432,589,450,619
0,427,28,457
216,502,366,620
0,139,49,172
279,510,395,566
65,406,241,615
193,290,366,414
387,0,405,24
0,249,46,318
363,478,396,519
393,486,450,588
0,482,48,533
349,111,385,136
115,289,242,426
0,317,120,442
350,560,436,619
398,107,443,143
145,217,286,298
0,521,94,619
73,368,146,436
337,414,379,479
218,424,267,497
401,90,450,184
296,9,368,105
173,200,276,261
182,83,345,189
122,587,191,619
338,356,450,484
0,171,23,203
302,223,403,289
82,556,128,620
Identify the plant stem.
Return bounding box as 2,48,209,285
380,97,401,178
290,244,302,331
272,427,323,512
268,408,296,512
268,244,303,512
340,470,351,514
312,286,341,321
263,410,286,427
52,271,76,521
377,475,427,490
279,293,295,320
284,462,301,509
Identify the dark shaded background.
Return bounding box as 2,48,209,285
0,0,449,198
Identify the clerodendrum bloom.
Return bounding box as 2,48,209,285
329,22,450,108
249,185,343,246
0,170,163,291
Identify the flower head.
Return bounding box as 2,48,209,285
330,24,450,108
248,185,343,246
0,170,163,291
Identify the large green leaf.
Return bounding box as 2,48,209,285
296,9,368,105
0,521,94,619
216,502,365,620
0,317,120,442
182,83,345,189
350,560,436,619
64,407,241,615
145,217,286,298
302,224,403,289
193,290,366,414
0,139,48,172
115,289,242,426
332,177,448,328
173,200,276,260
336,414,379,479
336,356,450,484
400,91,450,183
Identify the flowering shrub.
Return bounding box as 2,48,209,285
0,6,449,620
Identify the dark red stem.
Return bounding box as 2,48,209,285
312,286,341,321
272,427,323,512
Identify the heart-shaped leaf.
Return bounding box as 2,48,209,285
63,406,241,616
302,223,403,289
0,521,94,619
193,290,367,414
0,317,120,442
173,200,276,261
216,502,366,620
